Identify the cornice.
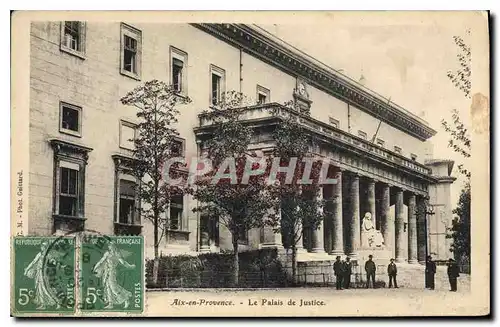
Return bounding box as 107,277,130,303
192,23,437,141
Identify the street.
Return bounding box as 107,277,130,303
145,278,486,317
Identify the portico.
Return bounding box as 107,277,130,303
195,103,438,265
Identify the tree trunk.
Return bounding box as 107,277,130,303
292,244,297,286
152,257,160,286
153,180,160,285
232,235,239,287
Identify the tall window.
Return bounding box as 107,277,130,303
256,85,270,105
59,166,79,216
120,23,142,79
119,180,136,224
50,139,92,232
210,65,225,106
170,46,188,95
170,138,185,157
119,120,136,150
59,102,82,137
172,58,183,92
60,21,86,57
124,36,137,73
169,194,184,230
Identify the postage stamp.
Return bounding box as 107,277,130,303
13,236,76,315
79,235,144,313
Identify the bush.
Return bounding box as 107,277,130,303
146,248,287,289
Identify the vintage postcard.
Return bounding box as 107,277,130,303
10,11,490,317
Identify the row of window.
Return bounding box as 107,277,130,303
327,116,417,161
60,21,271,107
55,156,185,231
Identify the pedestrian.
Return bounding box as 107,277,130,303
365,255,376,288
425,255,436,290
387,258,398,288
333,256,344,290
447,258,460,292
343,257,352,289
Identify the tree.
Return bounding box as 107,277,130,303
120,80,191,284
447,183,471,272
192,91,278,286
443,34,472,272
269,101,325,284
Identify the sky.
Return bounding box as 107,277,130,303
256,12,489,207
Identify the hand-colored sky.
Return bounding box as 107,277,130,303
257,11,488,206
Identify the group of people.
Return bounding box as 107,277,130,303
332,255,461,291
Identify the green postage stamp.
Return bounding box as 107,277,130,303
80,235,144,313
12,235,144,315
13,237,76,314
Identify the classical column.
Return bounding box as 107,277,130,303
380,183,393,256
395,188,405,263
367,179,376,227
416,196,427,264
348,174,360,258
330,170,344,255
311,186,325,253
260,206,284,250
407,193,418,264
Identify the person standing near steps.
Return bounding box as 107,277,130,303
447,258,460,292
365,255,376,288
333,256,344,290
343,257,352,289
387,258,398,288
425,255,437,290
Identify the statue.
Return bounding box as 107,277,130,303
361,212,385,248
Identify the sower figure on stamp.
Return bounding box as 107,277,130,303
425,255,437,290
343,257,352,289
333,256,344,290
387,258,398,288
447,258,460,292
365,255,376,289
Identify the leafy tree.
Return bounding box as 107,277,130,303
192,91,278,286
443,34,472,271
447,183,470,272
269,101,325,284
120,80,191,284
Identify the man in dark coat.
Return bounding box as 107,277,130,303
343,257,352,289
447,258,460,292
333,256,344,290
387,258,398,288
425,255,437,290
365,255,376,288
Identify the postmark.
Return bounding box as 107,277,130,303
13,236,76,314
80,235,144,313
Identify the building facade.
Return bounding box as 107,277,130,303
28,22,455,263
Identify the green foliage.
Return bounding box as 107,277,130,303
447,182,471,272
443,34,472,272
269,101,326,283
441,109,471,178
193,90,278,245
446,35,472,99
145,249,286,288
120,80,191,256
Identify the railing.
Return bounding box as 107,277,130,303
198,103,432,176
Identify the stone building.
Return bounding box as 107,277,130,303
28,22,456,264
